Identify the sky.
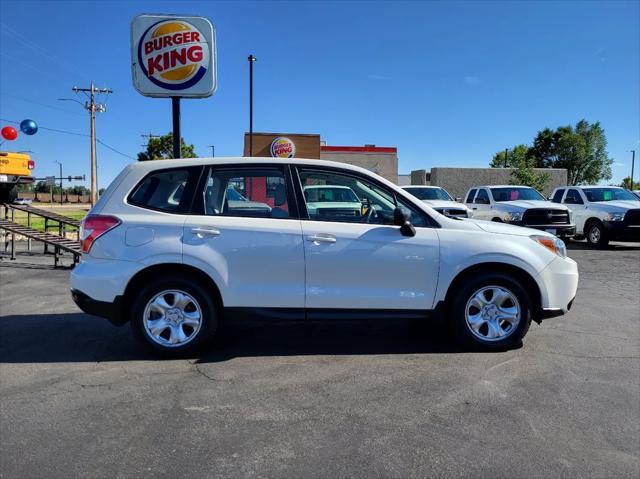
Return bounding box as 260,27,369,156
0,0,638,189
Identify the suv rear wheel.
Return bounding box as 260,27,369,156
130,275,218,356
450,273,532,350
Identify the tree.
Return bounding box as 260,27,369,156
137,133,197,161
528,120,612,185
491,144,530,168
510,158,550,191
620,177,636,190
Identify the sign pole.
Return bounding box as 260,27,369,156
172,97,181,159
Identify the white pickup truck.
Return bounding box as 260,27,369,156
464,185,575,238
550,186,640,247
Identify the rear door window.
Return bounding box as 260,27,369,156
200,166,292,219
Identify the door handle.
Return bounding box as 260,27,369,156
472,207,477,210
307,234,337,244
191,227,221,237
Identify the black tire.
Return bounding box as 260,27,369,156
491,218,503,222
449,272,532,351
585,220,609,248
130,274,218,357
0,185,18,204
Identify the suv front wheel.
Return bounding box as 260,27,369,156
450,273,532,350
130,275,218,356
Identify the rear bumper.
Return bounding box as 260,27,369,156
603,222,640,242
0,175,34,186
71,289,126,326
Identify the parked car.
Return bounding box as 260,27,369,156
303,185,362,220
632,190,640,200
71,158,578,356
402,186,473,218
550,186,640,247
464,185,575,238
13,197,33,205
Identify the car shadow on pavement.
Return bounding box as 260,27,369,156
0,312,491,363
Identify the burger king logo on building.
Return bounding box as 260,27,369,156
270,137,296,158
138,20,209,90
131,15,216,97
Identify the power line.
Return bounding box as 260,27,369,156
0,117,135,160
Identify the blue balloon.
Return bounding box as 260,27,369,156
20,119,38,135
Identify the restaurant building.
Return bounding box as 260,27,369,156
243,132,399,184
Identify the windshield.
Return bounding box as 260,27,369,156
404,187,453,201
583,188,638,202
304,187,360,203
490,187,545,202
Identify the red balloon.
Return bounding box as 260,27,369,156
1,126,18,141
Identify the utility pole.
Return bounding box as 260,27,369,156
248,54,256,156
208,145,215,157
71,82,112,205
504,148,509,168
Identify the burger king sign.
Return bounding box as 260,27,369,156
131,14,216,98
270,137,296,158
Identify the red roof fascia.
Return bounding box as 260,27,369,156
321,146,397,153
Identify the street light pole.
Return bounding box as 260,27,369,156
630,150,636,189
208,145,215,157
55,161,63,205
248,54,256,156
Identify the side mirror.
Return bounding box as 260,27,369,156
393,207,416,237
455,197,462,203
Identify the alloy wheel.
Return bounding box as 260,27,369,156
465,286,521,342
142,289,203,347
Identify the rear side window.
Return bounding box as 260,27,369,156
465,189,477,203
551,189,565,203
129,167,199,213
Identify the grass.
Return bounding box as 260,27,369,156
6,208,88,232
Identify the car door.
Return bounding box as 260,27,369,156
182,164,305,308
472,188,492,220
563,188,587,234
294,166,440,312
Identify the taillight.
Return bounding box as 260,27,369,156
27,160,35,170
80,215,120,253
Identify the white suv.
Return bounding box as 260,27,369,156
550,186,640,247
464,185,576,238
71,158,578,356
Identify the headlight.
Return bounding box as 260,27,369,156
466,209,474,218
531,235,567,258
603,212,624,222
504,211,523,222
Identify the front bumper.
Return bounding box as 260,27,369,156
510,221,576,238
535,256,579,321
603,221,640,242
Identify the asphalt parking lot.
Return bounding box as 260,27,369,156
1,241,639,478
